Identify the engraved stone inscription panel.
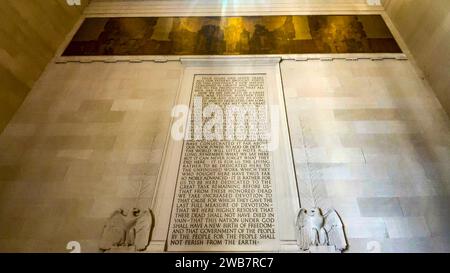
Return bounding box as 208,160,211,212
168,74,278,251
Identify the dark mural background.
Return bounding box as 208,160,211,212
63,15,402,56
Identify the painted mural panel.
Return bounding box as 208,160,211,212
64,15,402,55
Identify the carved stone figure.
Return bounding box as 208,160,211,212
99,208,153,252
295,208,347,252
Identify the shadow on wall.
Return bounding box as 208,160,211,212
384,0,450,116
0,0,87,133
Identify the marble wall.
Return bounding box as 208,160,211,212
86,0,383,16
383,0,450,116
0,58,448,252
282,59,450,252
0,0,87,133
0,0,449,253
0,61,182,252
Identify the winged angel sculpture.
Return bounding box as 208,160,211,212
296,208,347,252
99,208,153,252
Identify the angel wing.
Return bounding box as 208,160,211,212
323,209,347,252
133,209,153,251
99,210,127,251
295,209,311,251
